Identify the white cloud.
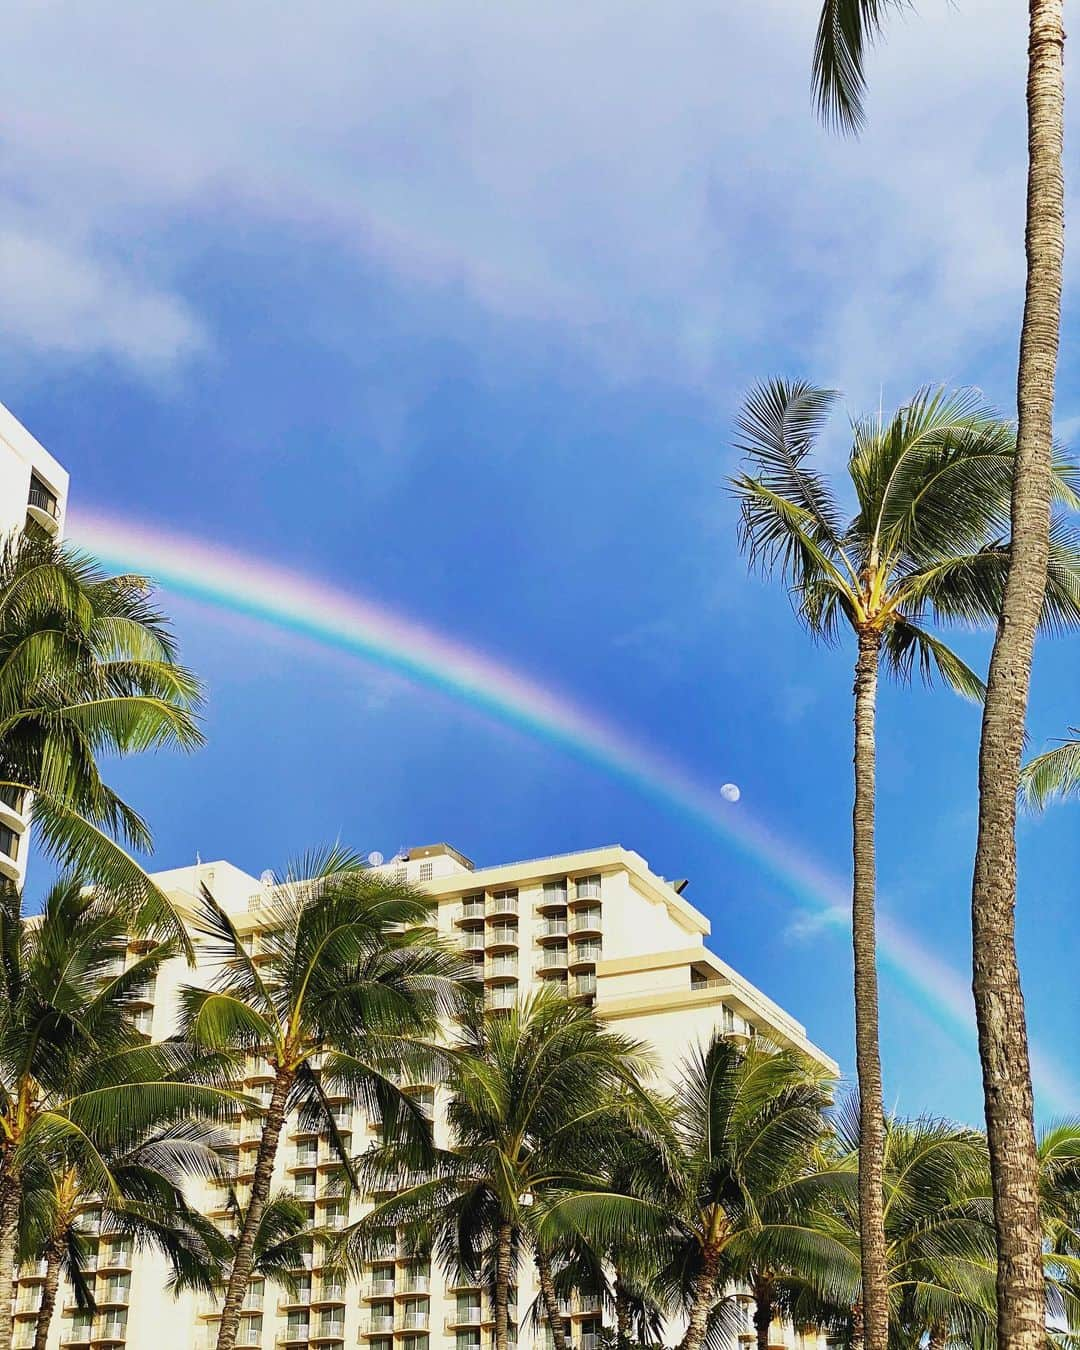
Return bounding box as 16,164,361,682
0,224,206,372
0,0,1056,397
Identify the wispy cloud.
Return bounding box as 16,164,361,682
0,0,1060,397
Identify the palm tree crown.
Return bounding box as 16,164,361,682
0,529,203,943
732,381,1080,695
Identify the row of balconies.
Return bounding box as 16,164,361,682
460,914,603,951
454,880,601,927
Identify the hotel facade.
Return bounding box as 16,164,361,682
16,843,837,1350
1,409,837,1350
0,404,70,889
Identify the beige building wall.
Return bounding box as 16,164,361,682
16,844,836,1350
0,402,69,889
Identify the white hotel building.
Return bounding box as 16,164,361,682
0,408,837,1350
16,844,836,1350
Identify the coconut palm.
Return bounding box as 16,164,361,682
539,1034,839,1350
177,850,467,1350
808,1112,997,1350
811,4,1068,1349
0,876,238,1350
730,381,1080,1350
1019,731,1080,810
336,989,657,1350
0,529,203,945
19,1122,229,1350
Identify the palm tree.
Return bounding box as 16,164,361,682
811,4,1068,1349
178,850,467,1350
810,1111,997,1350
0,876,238,1350
337,989,657,1350
19,1122,229,1350
0,529,203,945
540,1034,838,1350
1019,730,1080,809
730,381,1080,1350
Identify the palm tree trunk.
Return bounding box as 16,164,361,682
851,627,888,1350
215,1069,292,1350
0,1170,22,1350
752,1275,774,1350
535,1250,567,1350
32,1238,64,1350
614,1266,632,1350
927,1326,947,1350
969,9,1064,1350
850,1303,864,1350
678,1244,720,1350
493,1220,514,1350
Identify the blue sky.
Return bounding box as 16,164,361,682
4,0,1078,1122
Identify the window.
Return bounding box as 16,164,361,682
542,880,568,905
723,1004,735,1034
0,824,18,861
418,862,433,881
458,1332,482,1350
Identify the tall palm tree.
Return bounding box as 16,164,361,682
178,850,467,1350
337,989,657,1350
19,1122,228,1350
811,1112,998,1350
0,876,238,1350
730,381,1080,1350
811,4,1068,1349
540,1034,838,1350
0,529,203,945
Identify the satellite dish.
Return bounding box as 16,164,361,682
259,869,274,886
367,851,385,867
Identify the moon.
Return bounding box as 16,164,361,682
720,782,741,803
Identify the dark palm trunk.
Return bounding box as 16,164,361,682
850,1303,864,1350
852,628,888,1350
493,1220,514,1350
614,1266,632,1350
752,1274,774,1350
215,1069,292,1350
0,1170,22,1350
927,1326,947,1350
32,1238,64,1350
678,1244,720,1350
970,8,1064,1350
535,1250,567,1350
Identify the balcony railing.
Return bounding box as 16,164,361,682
570,911,602,934
572,879,602,901
28,481,59,520
486,893,518,917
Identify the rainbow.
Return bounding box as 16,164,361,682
71,508,1077,1112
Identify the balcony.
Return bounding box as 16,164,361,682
0,823,22,880
485,892,518,919
485,987,516,1011
0,786,26,826
279,1289,313,1311
572,973,597,999
95,1284,131,1309
96,1248,133,1273
398,1309,430,1331
312,1284,346,1306
364,1316,396,1335
311,1323,346,1342
569,910,602,937
366,1279,396,1299
485,924,518,951
60,1330,93,1347
568,944,602,971
535,947,568,975
276,1330,311,1347
397,1276,430,1296
536,918,568,941
570,878,602,904
459,931,485,955
484,954,518,983
444,1310,483,1330
27,476,60,533
536,885,568,913
290,1150,320,1172
455,899,486,925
